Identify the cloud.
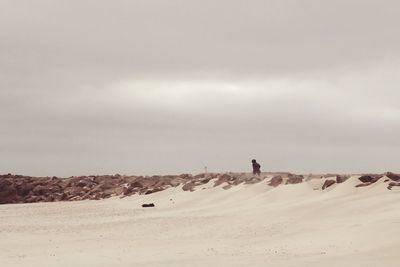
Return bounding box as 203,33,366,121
0,1,399,175
1,0,400,78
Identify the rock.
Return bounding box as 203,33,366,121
153,176,181,189
182,182,196,191
122,176,139,183
168,177,184,187
98,180,119,191
179,174,192,179
371,176,382,183
144,187,164,195
93,175,112,184
231,176,245,186
76,177,97,188
50,192,65,201
387,182,400,190
358,175,381,183
65,176,84,187
214,174,233,187
193,173,206,179
0,178,13,188
16,183,34,196
358,175,373,183
386,172,400,181
25,195,41,203
0,180,18,204
286,174,304,185
68,196,83,201
63,186,85,197
131,176,164,190
101,188,117,198
142,203,155,208
336,175,349,183
34,184,61,195
130,181,145,189
32,185,49,195
123,179,159,195
322,179,336,190
143,176,162,188
199,178,211,184
222,184,232,190
268,176,283,187
113,187,125,196
122,184,136,196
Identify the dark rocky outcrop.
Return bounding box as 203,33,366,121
336,175,349,184
358,175,382,184
1,171,397,205
387,182,400,190
286,174,304,185
386,172,400,181
358,175,373,183
322,179,336,190
268,176,283,187
0,174,173,204
182,182,196,192
212,173,267,187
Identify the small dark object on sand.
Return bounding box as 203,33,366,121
142,203,155,208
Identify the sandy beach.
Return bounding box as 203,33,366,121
1,176,399,267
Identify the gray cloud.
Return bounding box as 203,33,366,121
0,1,399,176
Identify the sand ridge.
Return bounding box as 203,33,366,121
0,174,400,266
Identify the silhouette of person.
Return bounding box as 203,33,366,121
252,159,261,176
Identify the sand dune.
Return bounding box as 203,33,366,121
1,175,399,267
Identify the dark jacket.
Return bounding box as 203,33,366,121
252,162,261,174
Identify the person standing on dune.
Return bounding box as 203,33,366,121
252,159,261,176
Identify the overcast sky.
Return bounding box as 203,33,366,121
1,0,399,176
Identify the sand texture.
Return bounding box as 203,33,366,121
1,175,399,266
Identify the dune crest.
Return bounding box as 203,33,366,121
1,172,399,204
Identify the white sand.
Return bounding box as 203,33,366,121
1,177,399,267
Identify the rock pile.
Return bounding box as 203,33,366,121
386,172,400,181
355,172,400,189
384,172,400,190
0,173,191,204
1,171,398,205
213,173,264,187
0,172,271,204
356,174,383,187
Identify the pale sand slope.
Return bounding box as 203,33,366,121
1,176,399,267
